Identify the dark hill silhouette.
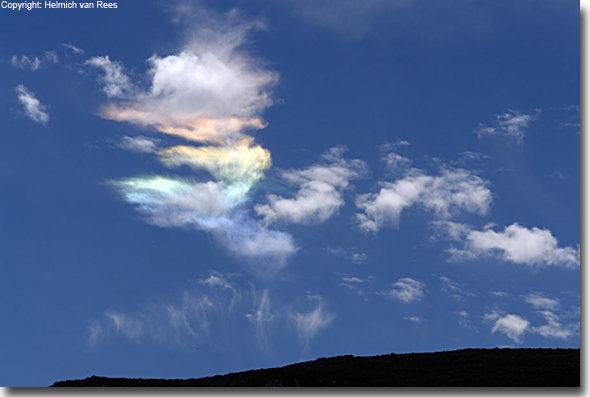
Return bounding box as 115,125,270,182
51,348,579,387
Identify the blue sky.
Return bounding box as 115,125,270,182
0,0,580,387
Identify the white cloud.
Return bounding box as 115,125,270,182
15,85,50,125
105,312,145,341
451,151,491,167
531,311,577,340
522,293,560,311
326,246,368,264
379,277,426,303
448,223,580,269
93,8,278,144
256,147,368,225
382,152,412,174
456,310,477,331
490,291,509,297
115,135,160,153
356,168,492,233
89,292,216,348
289,295,336,348
61,43,85,54
85,56,134,98
198,273,234,291
438,275,475,300
11,51,58,70
488,313,530,343
474,109,541,144
430,220,472,242
246,288,275,351
351,253,368,265
404,316,423,323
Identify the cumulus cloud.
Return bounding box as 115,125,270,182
447,223,579,269
289,295,336,349
85,56,134,98
356,167,492,233
15,85,50,125
11,51,58,70
255,146,368,225
92,8,277,145
378,277,426,303
115,136,160,153
485,312,530,343
474,109,541,144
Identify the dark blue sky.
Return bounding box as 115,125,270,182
0,0,580,387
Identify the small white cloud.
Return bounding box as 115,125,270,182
350,253,368,265
11,51,58,70
198,273,234,291
522,293,560,311
256,147,368,225
115,136,160,153
379,277,426,303
61,43,85,54
474,109,541,144
85,55,134,98
15,85,49,125
489,313,530,343
448,223,579,269
326,246,368,264
404,316,423,323
550,171,566,180
490,291,509,297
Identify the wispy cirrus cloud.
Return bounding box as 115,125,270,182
11,50,58,70
61,43,85,54
437,275,475,301
15,85,50,125
88,292,216,349
289,294,336,350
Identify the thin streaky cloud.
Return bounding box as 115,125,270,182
11,51,58,70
